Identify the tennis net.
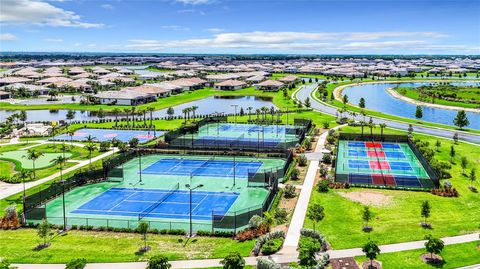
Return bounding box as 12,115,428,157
191,157,215,177
138,183,180,220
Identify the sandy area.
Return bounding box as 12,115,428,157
337,190,393,206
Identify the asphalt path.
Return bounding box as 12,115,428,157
296,83,480,144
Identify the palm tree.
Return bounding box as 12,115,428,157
85,135,96,144
191,106,198,122
360,110,367,122
112,108,120,127
84,143,97,167
16,169,33,199
368,122,376,136
255,109,261,122
67,130,75,146
379,123,387,139
131,107,137,128
247,106,253,122
182,108,189,124
270,106,275,122
360,121,366,136
123,108,131,127
147,106,155,128
50,125,59,145
51,155,68,182
60,143,69,158
23,149,44,180
139,108,147,126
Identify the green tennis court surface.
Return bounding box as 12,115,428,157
0,150,72,169
336,140,433,188
43,154,285,231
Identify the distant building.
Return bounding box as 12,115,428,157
254,80,284,91
94,90,155,106
214,79,247,90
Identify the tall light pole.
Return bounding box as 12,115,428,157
138,149,143,185
185,183,203,238
231,104,238,125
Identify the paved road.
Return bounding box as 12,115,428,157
296,83,480,144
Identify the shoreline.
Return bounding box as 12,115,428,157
386,88,480,113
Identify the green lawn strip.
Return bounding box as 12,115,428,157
0,143,40,153
0,229,254,263
0,160,14,175
395,86,480,109
27,143,103,161
315,82,480,134
354,241,480,269
0,86,287,112
304,125,480,249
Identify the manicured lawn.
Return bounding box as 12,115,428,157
355,241,480,269
0,143,39,153
0,229,254,263
304,125,480,249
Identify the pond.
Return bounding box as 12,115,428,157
342,81,480,130
0,96,277,123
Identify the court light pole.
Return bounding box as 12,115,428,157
138,149,143,185
185,183,203,238
231,104,238,125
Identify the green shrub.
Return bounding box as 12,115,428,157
147,255,171,269
284,184,297,198
290,168,300,180
261,237,284,255
274,208,289,224
316,180,329,193
298,154,308,166
65,258,87,269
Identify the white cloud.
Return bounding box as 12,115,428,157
177,9,196,13
101,4,114,10
0,33,17,41
174,0,214,5
125,30,477,53
45,38,63,42
205,28,224,33
162,25,190,31
0,0,104,28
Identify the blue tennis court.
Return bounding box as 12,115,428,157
348,149,367,157
348,159,370,169
390,161,412,171
385,151,406,159
71,187,239,221
348,141,365,148
142,158,263,178
52,128,162,143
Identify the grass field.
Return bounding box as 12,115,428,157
304,125,480,249
355,241,480,269
395,85,480,109
0,229,254,263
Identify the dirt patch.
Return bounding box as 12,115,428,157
420,253,444,265
330,257,360,269
338,190,393,207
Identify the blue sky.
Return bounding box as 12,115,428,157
0,0,479,54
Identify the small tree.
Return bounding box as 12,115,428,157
129,137,139,148
147,255,171,269
248,215,263,230
307,203,325,231
469,168,476,186
453,132,459,144
424,234,444,261
304,97,311,108
137,221,150,251
421,200,431,227
449,145,455,163
220,252,245,269
362,206,372,231
342,94,349,105
415,105,423,119
37,219,51,248
435,140,441,152
362,240,380,268
359,97,366,108
166,107,174,120
298,239,318,267
453,110,470,129
460,156,468,174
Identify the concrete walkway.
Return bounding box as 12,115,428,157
280,124,343,256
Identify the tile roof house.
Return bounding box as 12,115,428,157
0,76,32,86
0,90,11,99
169,77,207,91
94,90,155,106
254,80,284,91
0,83,50,95
278,75,299,83
214,79,247,90
126,85,172,98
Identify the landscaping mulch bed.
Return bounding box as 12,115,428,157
330,257,360,269
362,260,382,269
420,253,444,265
